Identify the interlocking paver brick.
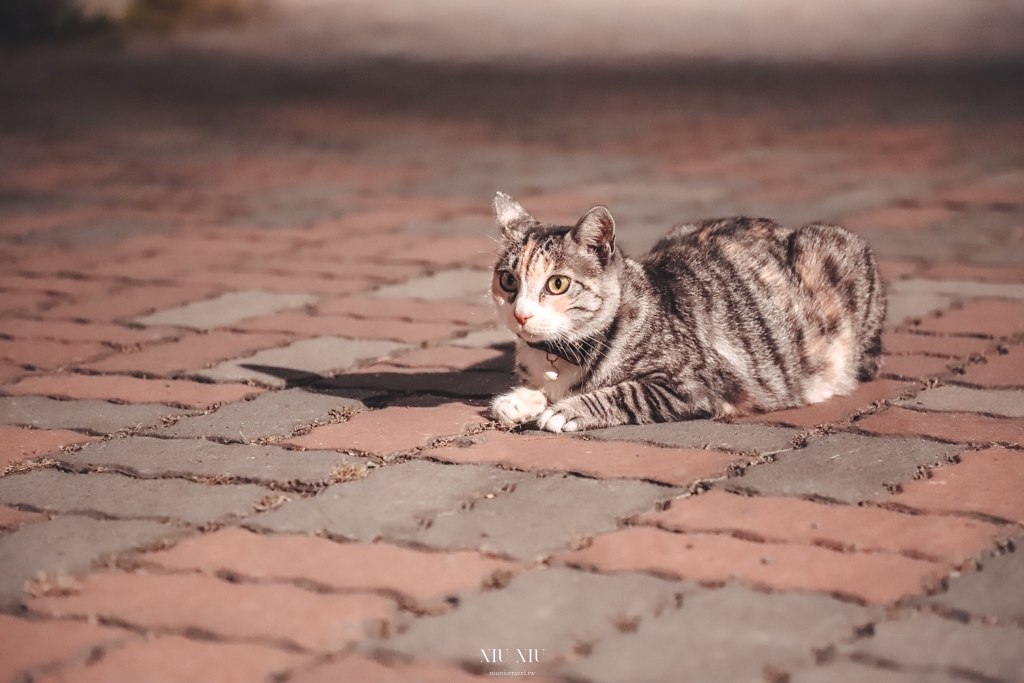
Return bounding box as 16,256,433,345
0,425,98,469
0,516,185,605
0,613,138,683
741,379,914,428
716,432,963,502
915,544,1024,623
583,419,801,454
196,336,407,387
318,295,496,325
421,429,744,487
191,270,369,297
561,585,876,683
0,338,112,369
641,490,1001,563
374,566,692,668
856,406,1024,446
879,354,955,381
145,526,517,604
0,362,28,386
32,635,307,683
379,345,507,371
839,612,1024,682
417,473,680,560
131,290,318,330
29,571,395,652
448,328,517,347
238,311,464,343
3,374,263,409
887,447,1024,524
790,660,963,683
914,299,1024,338
0,470,270,525
82,330,293,376
285,403,488,455
0,290,63,315
153,388,365,442
249,460,531,541
882,331,992,357
0,396,194,435
897,385,1024,418
918,262,1024,284
372,269,491,302
557,526,941,603
57,435,367,487
47,284,217,323
288,656,512,683
0,505,47,530
0,318,180,346
959,346,1024,387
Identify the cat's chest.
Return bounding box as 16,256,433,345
516,343,586,402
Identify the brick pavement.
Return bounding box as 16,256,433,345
0,52,1023,682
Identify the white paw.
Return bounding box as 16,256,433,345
491,387,548,425
537,408,579,433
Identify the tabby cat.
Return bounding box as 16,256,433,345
489,192,886,433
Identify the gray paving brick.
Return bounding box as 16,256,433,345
885,279,1024,327
314,369,512,398
132,290,317,330
0,396,194,435
247,460,531,541
716,432,964,503
416,473,680,560
372,268,492,303
55,436,367,487
914,547,1024,624
840,612,1024,682
897,385,1024,418
0,516,187,606
151,388,367,442
582,419,800,455
194,337,407,387
790,659,963,683
0,470,268,525
563,585,877,683
373,566,694,667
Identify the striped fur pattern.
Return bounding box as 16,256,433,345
489,192,886,433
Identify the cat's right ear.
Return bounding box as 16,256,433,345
494,191,534,237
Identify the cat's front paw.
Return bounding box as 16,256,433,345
537,407,580,433
491,387,549,426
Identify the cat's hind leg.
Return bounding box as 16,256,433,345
491,387,549,426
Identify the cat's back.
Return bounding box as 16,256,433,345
646,216,793,266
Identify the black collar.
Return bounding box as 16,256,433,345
524,336,599,367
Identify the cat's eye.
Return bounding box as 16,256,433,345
498,271,518,292
546,275,571,295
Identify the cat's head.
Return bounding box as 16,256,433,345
491,191,622,344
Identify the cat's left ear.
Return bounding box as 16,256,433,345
572,206,616,264
494,191,535,237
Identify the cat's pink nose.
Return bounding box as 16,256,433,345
514,311,532,325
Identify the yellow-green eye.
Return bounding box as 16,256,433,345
546,275,570,295
498,271,517,292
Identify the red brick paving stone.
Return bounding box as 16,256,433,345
3,374,263,409
882,332,992,357
286,403,489,454
0,425,98,469
0,319,182,346
0,290,65,315
641,490,1001,564
0,505,48,530
0,338,112,369
914,300,1024,338
879,354,956,381
238,312,463,343
193,270,370,297
0,613,137,683
47,284,219,323
0,275,113,298
421,430,744,487
385,236,498,268
289,655,545,683
81,330,292,376
741,379,914,428
917,262,1024,284
844,206,953,232
958,347,1024,387
856,407,1024,446
876,260,920,282
0,361,29,385
887,447,1024,525
555,526,942,603
939,174,1024,205
317,295,495,326
32,635,307,683
145,527,517,603
28,571,394,651
380,345,505,370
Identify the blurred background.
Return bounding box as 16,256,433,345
1,0,1023,261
